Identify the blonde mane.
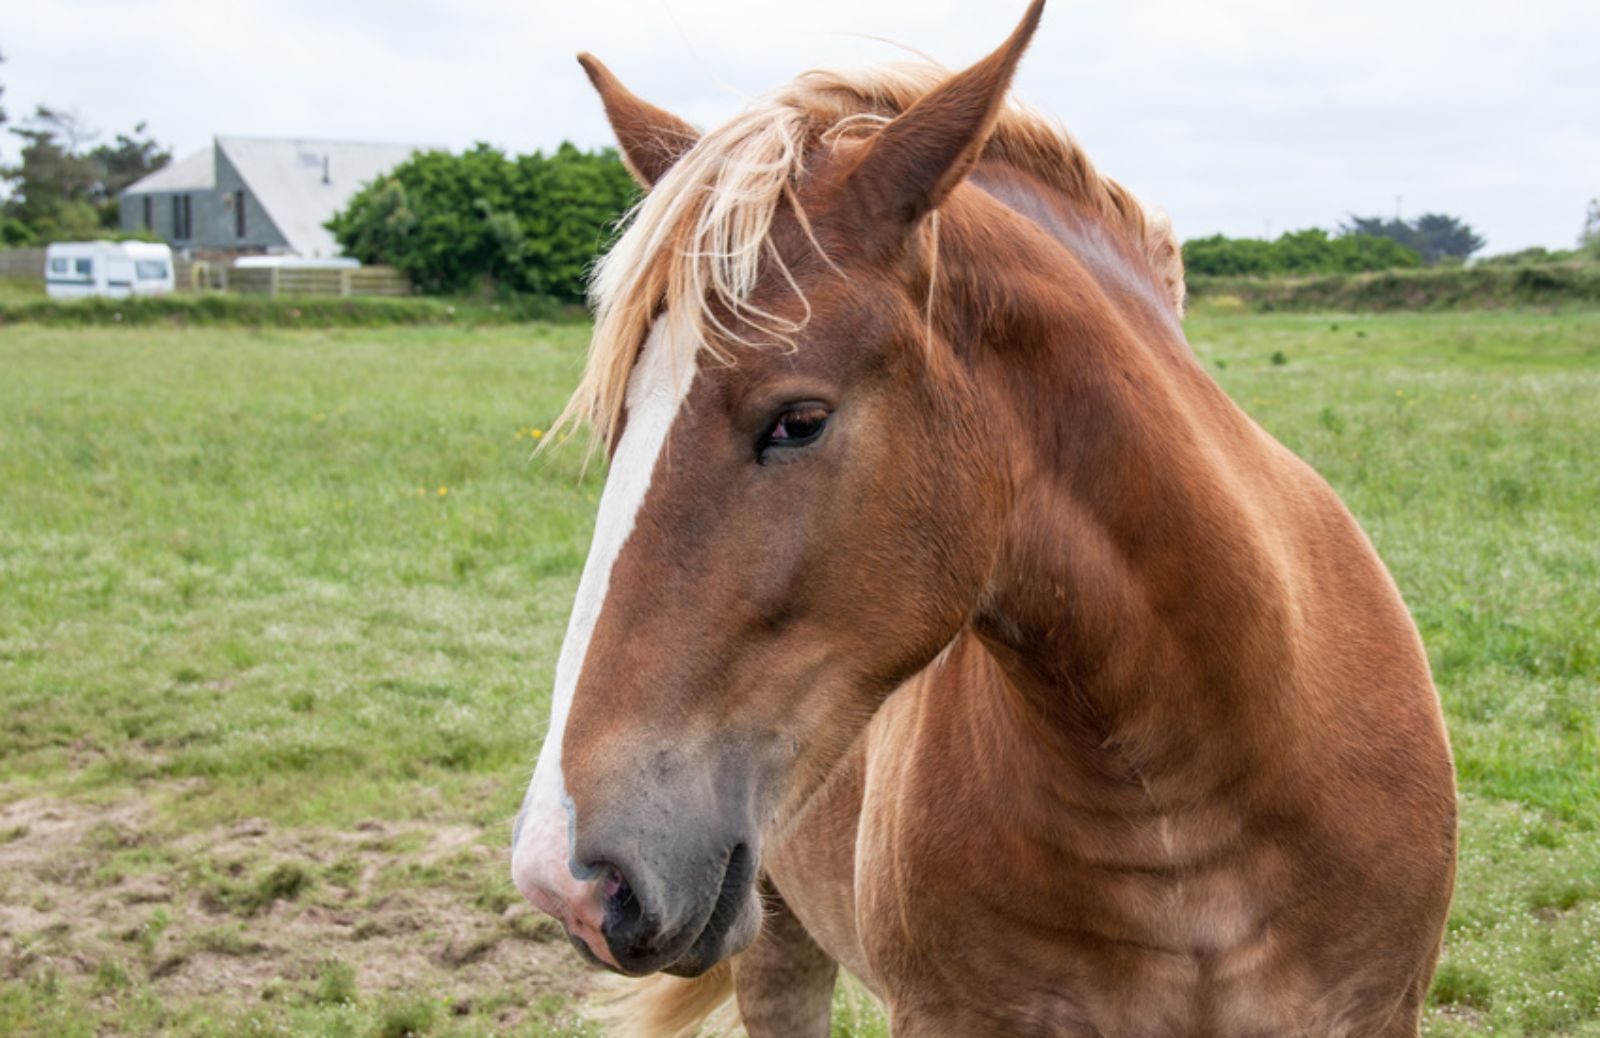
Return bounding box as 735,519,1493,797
558,62,1186,450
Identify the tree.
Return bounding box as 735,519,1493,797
2,108,102,240
1411,213,1486,264
0,47,27,244
88,123,170,207
1582,199,1600,259
328,142,639,301
1341,215,1418,255
1,104,168,241
1340,212,1484,264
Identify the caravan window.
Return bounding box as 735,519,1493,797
50,258,69,274
136,260,169,280
75,259,94,277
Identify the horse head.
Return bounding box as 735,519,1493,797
512,1,1046,977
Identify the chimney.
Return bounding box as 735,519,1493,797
322,155,331,185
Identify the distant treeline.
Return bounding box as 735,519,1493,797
328,143,638,303
1183,213,1494,278
1186,208,1600,280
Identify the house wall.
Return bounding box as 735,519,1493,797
119,188,224,251
118,144,289,254
211,147,289,253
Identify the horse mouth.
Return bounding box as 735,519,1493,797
663,842,756,977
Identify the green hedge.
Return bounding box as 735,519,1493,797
327,143,638,301
1187,263,1600,313
1182,229,1423,277
0,292,587,328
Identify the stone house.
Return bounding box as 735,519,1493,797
119,137,421,258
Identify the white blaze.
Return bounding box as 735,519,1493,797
513,319,697,897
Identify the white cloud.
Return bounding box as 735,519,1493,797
4,0,1597,251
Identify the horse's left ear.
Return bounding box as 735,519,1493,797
577,53,700,188
845,0,1045,231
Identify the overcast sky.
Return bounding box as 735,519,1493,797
5,0,1597,253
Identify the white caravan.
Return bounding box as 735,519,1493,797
45,241,176,299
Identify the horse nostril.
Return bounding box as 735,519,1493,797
598,861,650,958
601,863,628,903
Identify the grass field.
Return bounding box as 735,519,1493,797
1,310,1596,1036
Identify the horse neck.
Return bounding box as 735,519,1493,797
951,202,1300,793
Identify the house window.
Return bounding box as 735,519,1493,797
172,193,193,240
235,190,247,237
75,258,94,277
49,257,69,275
142,195,152,230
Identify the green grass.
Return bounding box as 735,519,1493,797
0,276,47,304
1,311,1597,1035
1189,311,1600,1035
0,324,602,826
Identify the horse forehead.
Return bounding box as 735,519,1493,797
626,320,697,407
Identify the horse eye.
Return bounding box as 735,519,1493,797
758,405,830,461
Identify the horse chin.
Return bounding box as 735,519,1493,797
661,887,763,978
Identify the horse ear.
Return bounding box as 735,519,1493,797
577,53,700,188
845,0,1045,231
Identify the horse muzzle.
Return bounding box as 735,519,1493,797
510,777,764,976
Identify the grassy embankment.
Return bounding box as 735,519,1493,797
1188,262,1600,313
0,310,1596,1036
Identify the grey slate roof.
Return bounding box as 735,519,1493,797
123,136,423,257
122,147,215,193
217,137,421,257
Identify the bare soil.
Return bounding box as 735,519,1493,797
0,789,599,1030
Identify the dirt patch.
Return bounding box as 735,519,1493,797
0,790,599,1029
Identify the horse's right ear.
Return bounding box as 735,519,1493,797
577,53,700,189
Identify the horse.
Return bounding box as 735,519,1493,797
510,2,1458,1034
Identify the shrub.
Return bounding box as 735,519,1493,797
375,996,438,1038
1,216,37,246
1477,246,1586,267
327,142,638,301
1182,229,1421,277
313,958,359,1006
